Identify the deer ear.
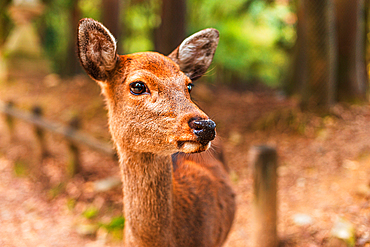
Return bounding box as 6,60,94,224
168,28,219,81
77,18,118,82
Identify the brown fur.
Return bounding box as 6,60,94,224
77,18,235,247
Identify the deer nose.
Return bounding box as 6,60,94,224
189,119,216,145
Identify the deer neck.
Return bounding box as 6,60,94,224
120,150,175,247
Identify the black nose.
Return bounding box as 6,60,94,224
189,119,216,145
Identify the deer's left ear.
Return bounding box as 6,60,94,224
168,28,219,81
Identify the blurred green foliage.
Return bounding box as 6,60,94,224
14,160,28,177
103,216,125,231
36,0,71,74
120,0,296,85
100,216,125,239
122,0,160,53
36,0,100,74
83,205,100,219
34,0,296,85
0,0,13,46
196,0,295,85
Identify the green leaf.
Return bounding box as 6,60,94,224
82,206,99,219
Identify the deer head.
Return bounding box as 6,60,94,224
77,18,219,156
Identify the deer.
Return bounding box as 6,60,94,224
77,18,235,247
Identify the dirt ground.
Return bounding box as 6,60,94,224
0,74,369,247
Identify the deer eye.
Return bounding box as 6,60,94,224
130,81,148,95
187,83,194,93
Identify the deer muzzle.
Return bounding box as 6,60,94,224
189,119,216,146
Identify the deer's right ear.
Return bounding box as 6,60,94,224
77,18,118,82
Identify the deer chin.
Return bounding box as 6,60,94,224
177,141,211,154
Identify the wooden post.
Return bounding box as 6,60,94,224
32,105,48,159
5,101,15,140
67,117,81,177
249,146,278,247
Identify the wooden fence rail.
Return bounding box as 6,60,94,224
0,100,115,158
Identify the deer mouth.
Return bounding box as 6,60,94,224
177,140,211,153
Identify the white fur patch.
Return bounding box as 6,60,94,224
180,141,211,153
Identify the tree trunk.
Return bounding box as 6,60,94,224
364,0,370,66
366,0,370,70
335,0,368,102
285,0,308,98
64,0,82,77
303,0,337,109
154,0,186,55
287,0,368,108
102,0,121,52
